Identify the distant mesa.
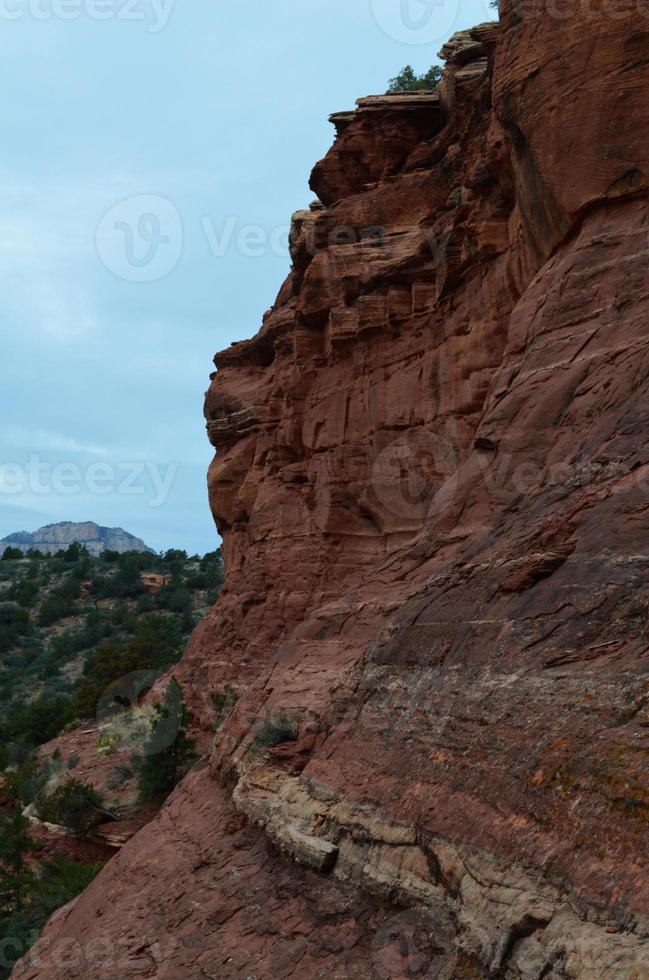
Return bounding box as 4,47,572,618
0,521,154,557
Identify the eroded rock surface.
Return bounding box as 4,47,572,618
14,5,649,978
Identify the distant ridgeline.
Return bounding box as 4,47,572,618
0,521,154,558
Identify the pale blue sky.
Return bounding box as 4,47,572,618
0,0,494,554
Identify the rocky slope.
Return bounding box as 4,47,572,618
0,522,153,557
13,6,649,978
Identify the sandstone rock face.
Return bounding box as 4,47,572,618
0,521,153,557
140,572,171,594
14,8,649,978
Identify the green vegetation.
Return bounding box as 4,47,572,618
2,546,23,561
74,612,184,720
253,713,299,751
0,544,224,970
2,760,48,806
34,779,105,838
0,808,35,879
0,818,101,979
0,695,77,768
387,64,442,93
135,680,197,803
0,604,30,655
0,545,223,741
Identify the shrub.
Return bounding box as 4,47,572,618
202,550,224,589
253,713,299,751
128,613,183,667
96,553,148,599
155,583,193,630
38,574,82,626
95,706,159,757
60,719,82,735
7,578,39,608
3,761,49,807
1,694,75,749
74,641,129,719
0,604,30,653
44,608,112,674
135,682,197,803
34,779,104,838
110,601,136,629
387,64,442,93
95,729,120,757
0,807,35,876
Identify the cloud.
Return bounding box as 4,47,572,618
0,423,109,458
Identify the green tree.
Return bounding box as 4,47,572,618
97,553,147,599
55,543,90,563
10,578,39,609
136,682,197,803
74,615,183,718
0,808,36,919
1,547,23,561
129,613,183,668
0,809,35,877
1,695,75,749
2,761,48,807
34,780,104,838
0,604,30,653
156,582,194,630
163,548,188,565
37,573,83,626
74,640,129,719
387,64,443,93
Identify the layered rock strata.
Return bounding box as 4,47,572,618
14,6,649,978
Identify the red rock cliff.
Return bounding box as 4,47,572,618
14,7,649,977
